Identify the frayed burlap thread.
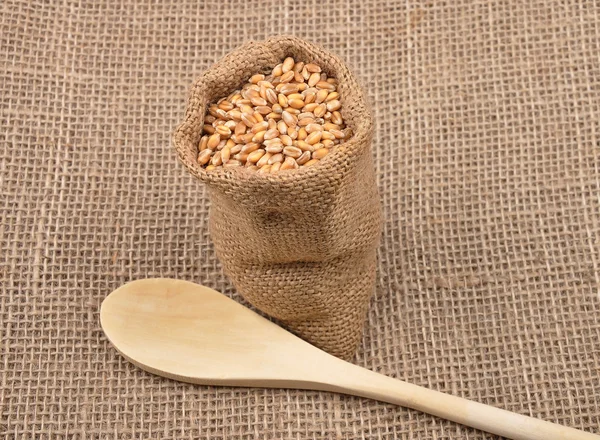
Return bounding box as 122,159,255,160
173,36,382,359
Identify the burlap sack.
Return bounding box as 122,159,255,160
173,36,381,359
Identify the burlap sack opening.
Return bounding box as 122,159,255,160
173,36,382,359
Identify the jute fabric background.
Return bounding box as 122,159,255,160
1,0,599,438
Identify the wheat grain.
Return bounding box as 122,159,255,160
198,57,348,172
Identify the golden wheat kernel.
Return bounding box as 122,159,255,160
301,66,310,80
234,121,247,135
230,144,243,155
288,99,305,109
279,83,299,95
321,131,335,140
280,71,295,83
264,138,283,149
282,111,297,128
241,142,260,154
266,88,278,104
316,80,336,91
221,145,231,163
250,96,267,107
297,127,308,141
241,132,255,143
293,61,304,72
218,101,234,111
306,122,322,132
255,105,272,115
263,128,280,140
283,146,302,158
251,121,269,133
211,150,223,166
315,89,329,104
295,140,314,152
303,103,319,113
296,150,311,165
277,120,288,135
207,133,221,149
298,117,313,127
258,164,271,174
252,130,266,143
312,148,329,160
296,112,313,120
199,135,209,151
331,111,343,125
241,113,256,128
247,149,266,163
197,149,212,165
306,131,322,145
272,63,283,76
265,144,283,154
236,103,250,114
326,100,341,112
256,152,272,168
258,80,274,88
259,85,268,100
268,153,284,164
280,156,298,170
323,122,340,131
308,72,320,87
235,152,249,162
208,105,219,117
280,134,293,146
325,92,339,102
313,104,327,118
282,57,295,73
278,94,288,108
304,92,316,104
224,160,242,167
226,109,242,121
253,111,264,123
216,125,231,137
305,63,321,73
329,129,345,139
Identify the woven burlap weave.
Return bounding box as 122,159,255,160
1,0,599,438
173,36,381,359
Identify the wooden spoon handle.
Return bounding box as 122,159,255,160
327,363,599,440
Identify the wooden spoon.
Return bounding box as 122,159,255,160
100,278,598,440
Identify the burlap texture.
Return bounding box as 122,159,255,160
173,36,381,359
1,0,599,438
